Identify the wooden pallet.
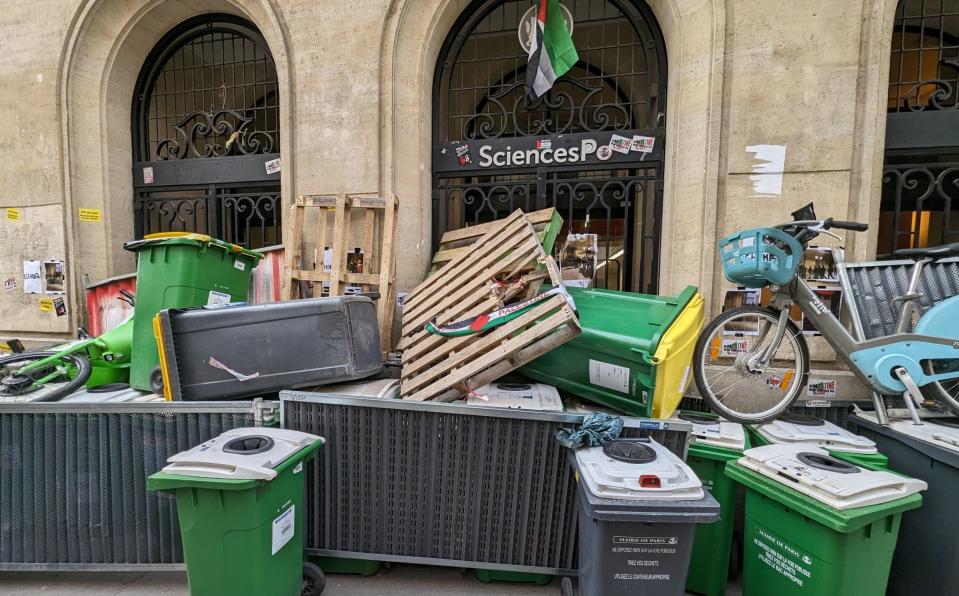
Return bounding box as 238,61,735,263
429,207,563,274
399,210,580,402
285,192,397,353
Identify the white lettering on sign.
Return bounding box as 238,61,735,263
589,360,630,393
477,139,598,168
271,505,295,555
754,526,813,587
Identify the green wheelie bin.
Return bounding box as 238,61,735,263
725,443,925,596
673,411,749,596
123,233,262,392
148,427,325,596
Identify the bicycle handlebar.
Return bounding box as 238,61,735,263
824,219,868,232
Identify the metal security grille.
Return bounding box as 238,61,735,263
433,0,666,293
0,403,255,569
132,14,281,249
882,1,959,256
280,392,690,573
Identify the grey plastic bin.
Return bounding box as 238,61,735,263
570,441,720,596
156,297,382,401
849,413,959,596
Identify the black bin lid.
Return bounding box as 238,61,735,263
603,439,657,464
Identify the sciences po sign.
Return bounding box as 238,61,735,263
433,130,662,173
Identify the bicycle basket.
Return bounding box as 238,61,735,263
718,227,803,288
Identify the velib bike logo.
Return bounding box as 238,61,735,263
807,298,829,316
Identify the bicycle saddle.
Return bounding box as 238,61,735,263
893,241,959,259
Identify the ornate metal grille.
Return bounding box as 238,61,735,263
132,15,280,249
881,1,959,257
433,0,666,293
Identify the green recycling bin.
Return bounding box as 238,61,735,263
726,444,925,596
123,233,262,391
674,411,749,596
148,427,325,596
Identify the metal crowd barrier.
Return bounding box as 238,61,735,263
280,391,692,575
0,402,263,570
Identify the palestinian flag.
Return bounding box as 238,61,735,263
525,0,579,100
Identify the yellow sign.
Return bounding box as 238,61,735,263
39,297,54,312
78,208,102,222
6,208,20,221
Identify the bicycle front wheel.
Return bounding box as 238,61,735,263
0,351,91,403
693,306,809,423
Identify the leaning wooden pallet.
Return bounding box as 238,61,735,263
400,210,580,402
285,192,398,353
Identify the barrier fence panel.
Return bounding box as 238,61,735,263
281,392,691,574
0,402,259,570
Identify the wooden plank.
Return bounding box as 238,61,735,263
327,194,349,297
429,208,559,273
284,197,306,299
436,208,556,245
376,194,398,353
398,295,499,360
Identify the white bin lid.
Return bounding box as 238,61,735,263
466,382,563,411
575,438,704,501
161,427,320,480
737,444,926,509
855,410,959,453
754,413,877,454
673,412,746,450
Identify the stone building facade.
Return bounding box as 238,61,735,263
0,0,954,354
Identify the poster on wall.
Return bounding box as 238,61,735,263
22,260,42,294
560,234,598,288
43,260,65,294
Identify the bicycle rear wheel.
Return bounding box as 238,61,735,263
925,360,959,415
693,306,809,423
0,351,92,403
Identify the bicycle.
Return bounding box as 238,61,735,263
693,203,959,423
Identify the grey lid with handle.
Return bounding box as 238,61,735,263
161,427,320,480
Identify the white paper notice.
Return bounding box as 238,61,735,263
207,290,231,306
745,144,786,197
22,261,42,294
589,359,630,393
265,158,282,175
271,505,295,555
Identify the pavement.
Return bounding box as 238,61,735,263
0,565,743,595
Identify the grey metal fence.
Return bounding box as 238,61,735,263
0,402,259,570
280,392,691,574
843,257,959,340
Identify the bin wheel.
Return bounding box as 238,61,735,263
149,367,165,395
561,576,574,596
302,561,326,596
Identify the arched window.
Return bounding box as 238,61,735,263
132,14,281,248
881,0,959,256
433,0,667,292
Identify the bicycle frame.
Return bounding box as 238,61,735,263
766,264,959,401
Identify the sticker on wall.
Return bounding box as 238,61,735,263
143,166,154,184
745,144,786,197
78,208,102,222
3,277,16,292
38,297,54,313
53,297,66,317
595,145,613,161
454,144,472,166
22,260,42,294
631,135,655,154
608,134,632,154
43,261,65,294
6,208,21,221
265,158,282,175
806,378,837,399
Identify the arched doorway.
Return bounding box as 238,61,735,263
433,0,667,292
881,0,959,256
132,14,281,249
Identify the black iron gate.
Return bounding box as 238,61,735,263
881,0,959,257
433,0,667,293
131,15,281,249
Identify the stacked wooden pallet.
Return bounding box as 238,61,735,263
399,209,580,402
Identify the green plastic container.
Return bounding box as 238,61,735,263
521,285,701,417
148,429,322,596
312,555,382,576
124,233,262,391
746,425,889,469
684,427,749,596
725,460,921,596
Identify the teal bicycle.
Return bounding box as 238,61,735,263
693,203,959,423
